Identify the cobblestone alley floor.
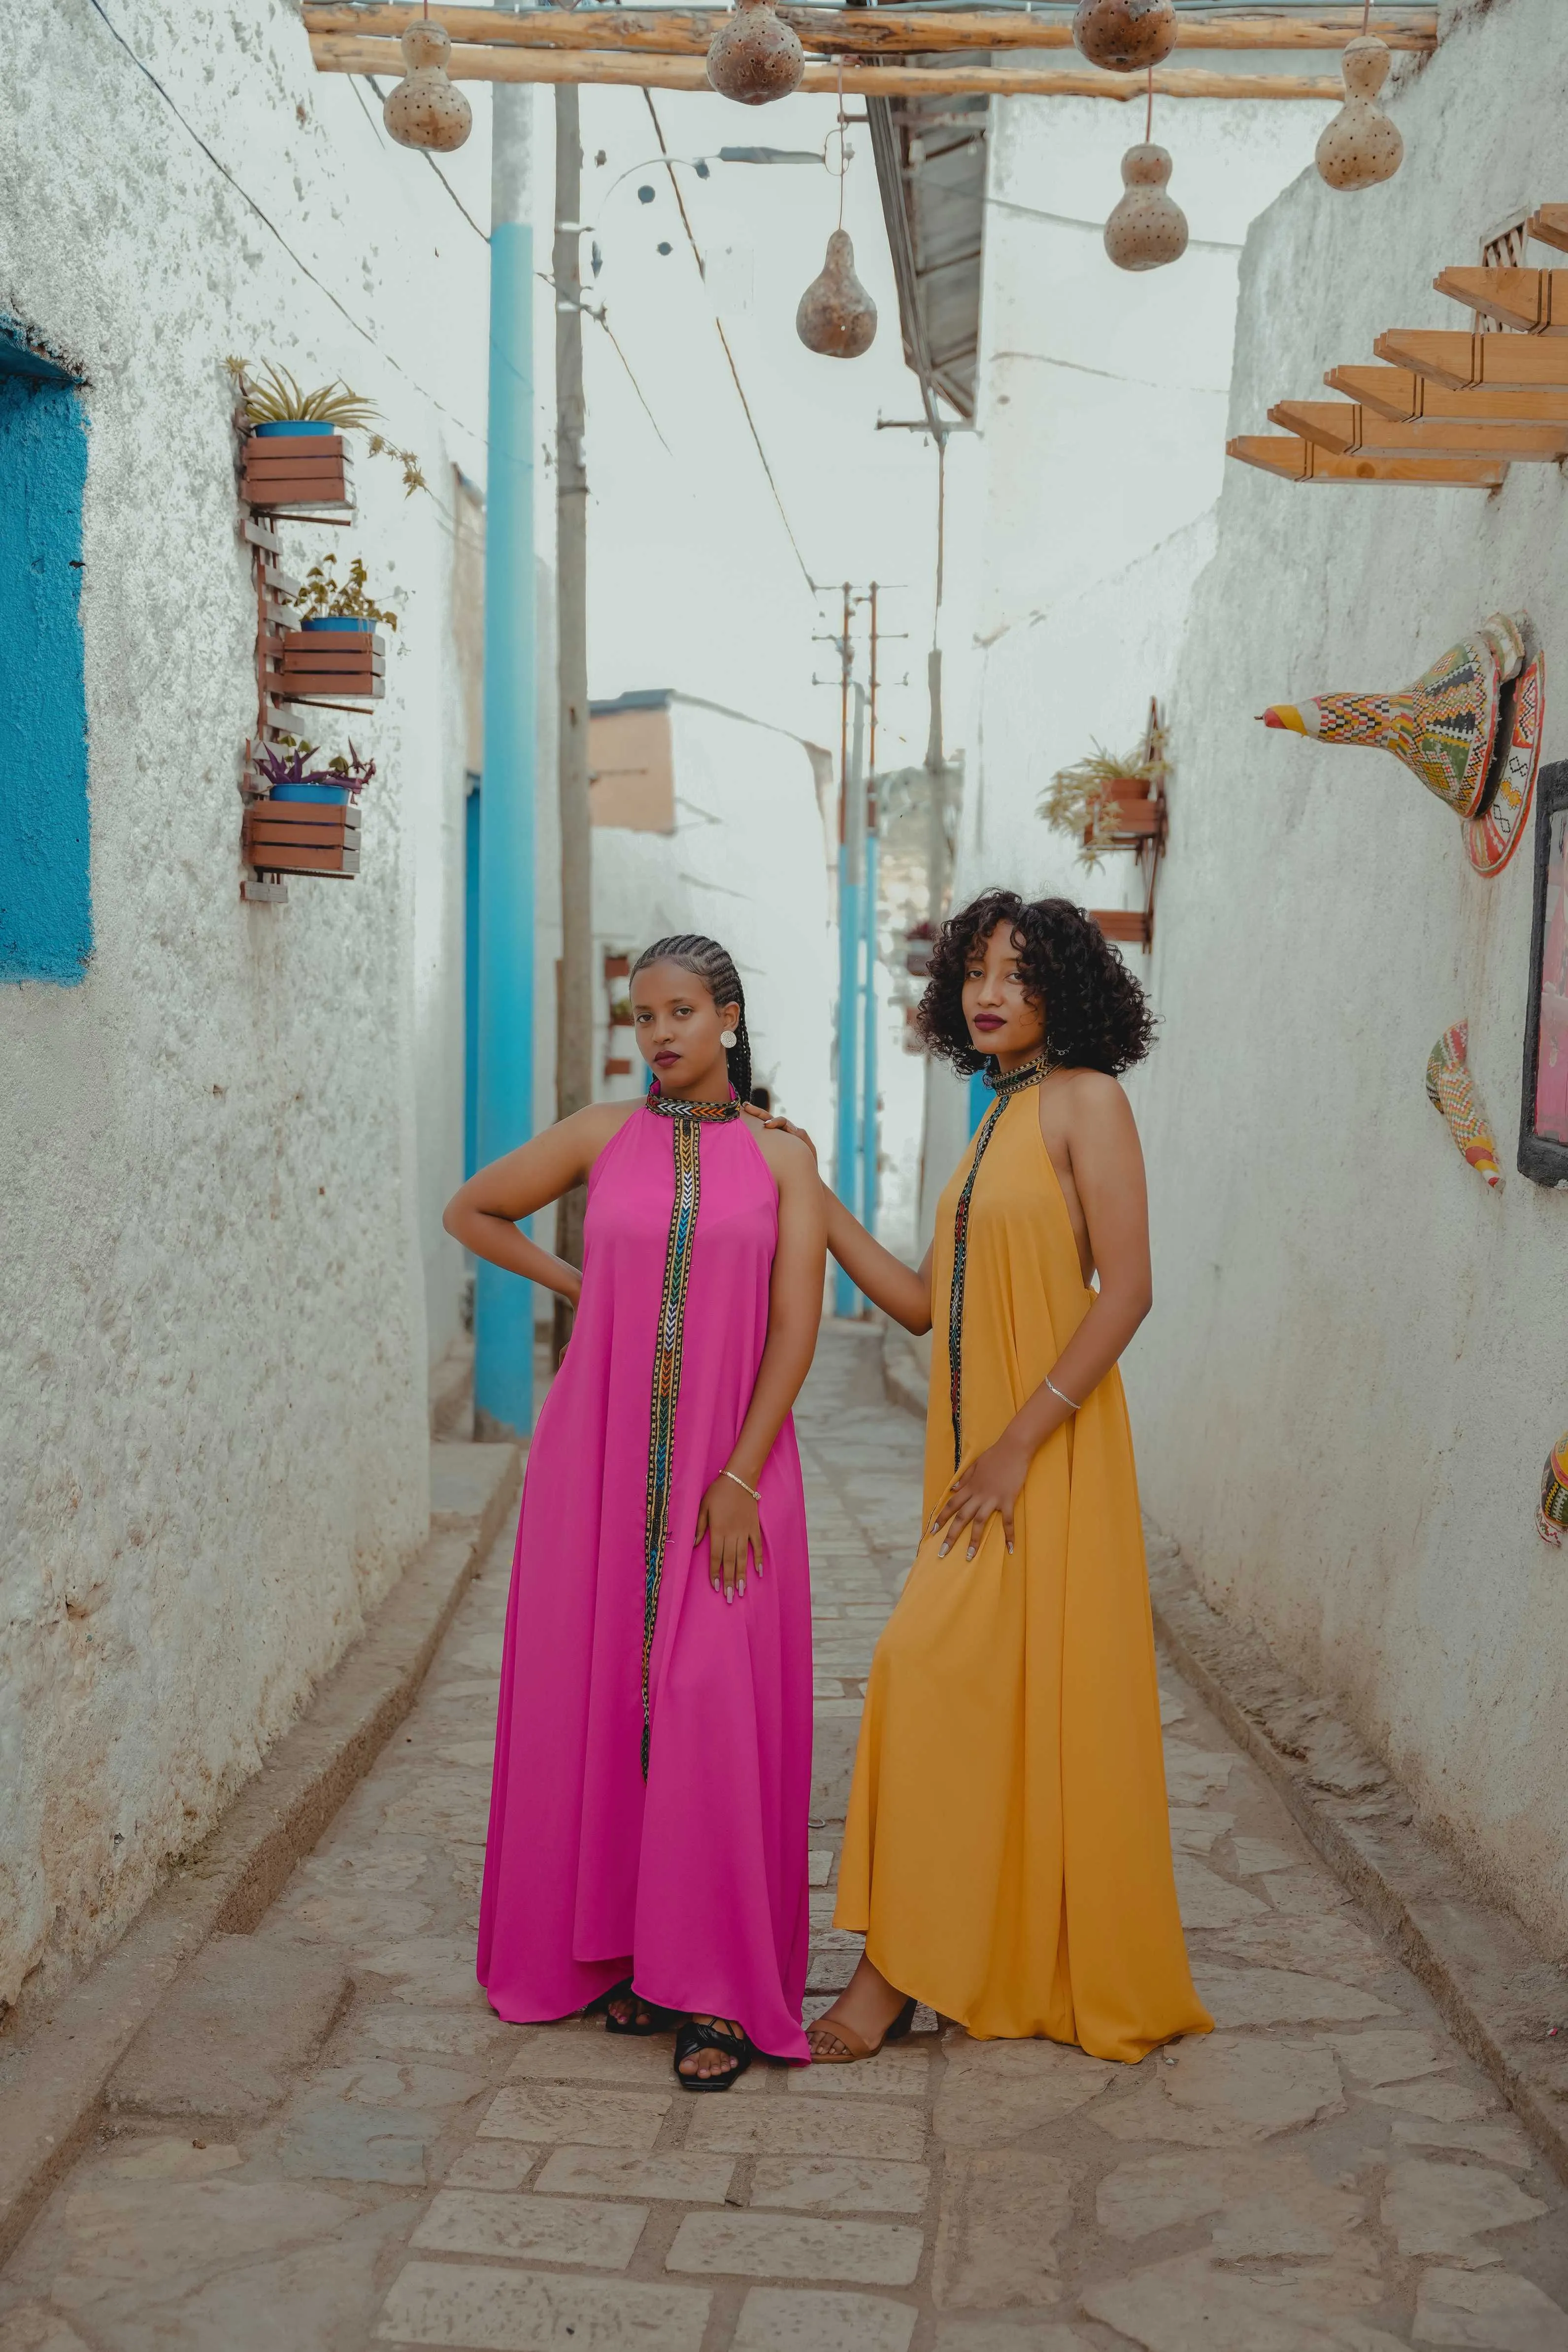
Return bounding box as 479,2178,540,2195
7,1324,1568,2350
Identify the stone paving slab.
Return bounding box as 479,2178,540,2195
13,1326,1568,2352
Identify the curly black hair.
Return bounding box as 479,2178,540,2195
915,889,1156,1077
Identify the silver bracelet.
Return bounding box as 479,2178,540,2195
1045,1375,1082,1413
723,1468,762,1503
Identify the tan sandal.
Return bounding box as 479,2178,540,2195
806,1994,916,2064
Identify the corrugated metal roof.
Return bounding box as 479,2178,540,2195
869,76,988,426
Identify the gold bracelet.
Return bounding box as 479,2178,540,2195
723,1468,762,1503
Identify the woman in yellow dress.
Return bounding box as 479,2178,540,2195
762,890,1209,2066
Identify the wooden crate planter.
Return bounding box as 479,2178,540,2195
1091,908,1153,947
242,795,362,879
269,627,386,708
240,430,353,515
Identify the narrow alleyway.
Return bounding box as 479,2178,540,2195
7,1324,1568,2351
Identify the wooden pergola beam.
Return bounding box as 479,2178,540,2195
1375,330,1568,391
309,33,1342,96
1228,435,1505,487
1528,206,1568,256
302,4,1436,57
1326,363,1568,426
1269,397,1568,463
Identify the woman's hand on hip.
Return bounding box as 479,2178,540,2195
696,1476,764,1602
932,1434,1031,1560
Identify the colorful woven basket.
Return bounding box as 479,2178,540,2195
1538,1433,1568,1547
1424,1022,1502,1190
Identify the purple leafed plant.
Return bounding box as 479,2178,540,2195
254,736,377,800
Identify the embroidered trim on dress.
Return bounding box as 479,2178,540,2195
640,1083,740,1778
947,1055,1053,1472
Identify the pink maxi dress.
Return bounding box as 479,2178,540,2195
476,1103,813,2061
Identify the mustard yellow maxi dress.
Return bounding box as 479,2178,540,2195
834,1075,1211,2063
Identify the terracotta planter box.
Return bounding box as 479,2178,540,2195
603,1057,634,1078
1090,908,1151,946
244,797,362,879
603,954,631,980
1102,799,1164,839
241,433,352,511
269,629,386,704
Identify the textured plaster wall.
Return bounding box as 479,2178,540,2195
1118,0,1568,1946
0,3,509,2011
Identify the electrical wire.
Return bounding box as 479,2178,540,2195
641,89,820,598
357,71,493,244
79,0,486,449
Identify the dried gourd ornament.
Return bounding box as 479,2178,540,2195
1316,34,1402,191
384,20,473,153
1104,76,1187,273
1072,0,1176,72
797,98,877,358
798,231,877,356
706,0,805,106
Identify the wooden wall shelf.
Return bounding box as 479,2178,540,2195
1232,223,1568,493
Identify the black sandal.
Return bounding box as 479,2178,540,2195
674,2016,755,2091
588,1979,682,2038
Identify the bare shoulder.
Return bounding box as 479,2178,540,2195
1041,1067,1139,1144
572,1098,642,1159
749,1120,819,1187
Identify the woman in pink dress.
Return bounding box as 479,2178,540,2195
444,936,824,2086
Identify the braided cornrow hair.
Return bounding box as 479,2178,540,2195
630,934,754,1102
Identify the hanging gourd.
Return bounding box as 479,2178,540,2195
1105,145,1188,272
1073,0,1176,72
706,0,806,106
797,230,877,358
383,21,473,153
1316,36,1403,191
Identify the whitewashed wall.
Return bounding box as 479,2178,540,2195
0,2,516,2011
1123,0,1568,1947
592,697,835,1148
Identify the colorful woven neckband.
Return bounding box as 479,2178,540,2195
638,1079,738,1778
645,1080,740,1124
947,1053,1054,1471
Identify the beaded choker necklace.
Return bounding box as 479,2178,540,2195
947,1052,1055,1470
638,1077,739,1777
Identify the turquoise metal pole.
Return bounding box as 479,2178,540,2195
834,683,867,1319
861,825,879,1248
474,91,536,1440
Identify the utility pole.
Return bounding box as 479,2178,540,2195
474,51,536,1441
552,85,593,1369
861,584,879,1262
835,676,867,1321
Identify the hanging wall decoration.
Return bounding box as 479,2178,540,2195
705,0,805,105
797,230,877,357
1424,1023,1502,1190
1072,0,1177,73
1104,69,1187,274
1517,759,1568,1187
1539,1433,1568,1546
384,20,473,152
1105,143,1188,273
1316,34,1403,192
1260,610,1544,876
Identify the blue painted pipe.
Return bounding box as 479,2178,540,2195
834,845,862,1321
474,216,537,1439
861,827,879,1247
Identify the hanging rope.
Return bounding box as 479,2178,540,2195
1145,63,1154,142
836,54,848,232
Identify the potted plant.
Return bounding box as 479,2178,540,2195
228,359,428,506
244,737,372,881
273,557,397,706
1038,737,1167,868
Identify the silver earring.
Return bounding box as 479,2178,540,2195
720,1029,737,1050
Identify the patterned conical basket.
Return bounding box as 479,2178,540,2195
1424,1022,1502,1189
1264,613,1526,819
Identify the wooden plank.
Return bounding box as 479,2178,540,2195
1227,434,1506,486
1528,205,1568,256
1326,363,1568,425
308,32,1343,97
1091,910,1151,945
271,677,386,701
1375,329,1568,391
247,801,362,832
302,2,1435,54
1269,396,1568,462
280,630,386,655
1434,267,1568,334
241,518,283,552
246,840,360,875
244,482,353,509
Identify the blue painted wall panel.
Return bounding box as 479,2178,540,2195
0,343,90,984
